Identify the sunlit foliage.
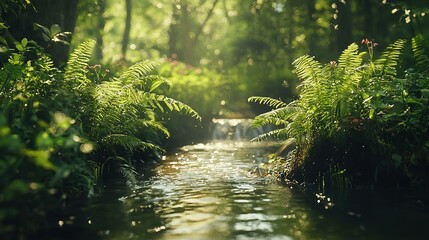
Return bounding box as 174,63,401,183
251,35,429,191
0,38,200,236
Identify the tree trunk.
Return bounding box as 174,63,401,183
2,0,78,67
95,0,106,61
2,0,79,66
168,0,221,65
121,0,132,61
32,0,78,66
306,0,317,56
181,1,191,63
336,1,353,52
168,2,180,59
286,2,295,65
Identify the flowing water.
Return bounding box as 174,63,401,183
44,119,429,240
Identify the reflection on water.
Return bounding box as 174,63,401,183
50,141,429,240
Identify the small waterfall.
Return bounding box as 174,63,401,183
210,118,270,141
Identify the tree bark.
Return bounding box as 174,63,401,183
336,1,353,52
168,2,180,59
121,0,132,61
168,0,221,65
32,0,78,66
2,0,79,66
306,0,317,56
193,0,220,43
95,0,106,61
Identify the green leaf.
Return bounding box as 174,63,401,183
248,96,287,109
36,132,53,148
65,39,96,85
34,23,51,36
24,149,57,170
50,24,61,36
369,108,375,119
374,39,406,77
21,38,28,48
0,22,7,29
0,38,7,46
15,44,23,52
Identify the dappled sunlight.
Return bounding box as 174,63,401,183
1,0,429,239
75,138,429,240
110,140,312,239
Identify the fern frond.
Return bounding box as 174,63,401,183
159,94,201,120
248,96,287,109
130,91,201,120
139,119,171,138
250,128,289,142
120,60,158,82
102,134,161,152
412,34,429,73
252,115,287,127
106,156,138,184
252,104,300,127
293,55,324,83
0,64,25,99
374,39,406,77
36,54,55,72
338,43,364,70
145,75,171,92
65,39,96,85
119,163,138,185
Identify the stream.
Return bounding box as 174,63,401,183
41,119,429,240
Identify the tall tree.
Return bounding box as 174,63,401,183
3,0,79,66
121,0,132,61
336,1,353,52
306,0,317,56
167,0,221,65
95,0,106,61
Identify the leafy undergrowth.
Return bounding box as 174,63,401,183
250,35,429,192
0,39,200,237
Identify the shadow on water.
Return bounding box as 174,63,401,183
36,119,429,240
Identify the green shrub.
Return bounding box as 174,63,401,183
0,39,90,236
63,40,200,181
0,39,200,236
250,36,429,191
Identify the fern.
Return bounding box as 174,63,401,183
35,54,55,72
250,128,289,142
293,55,329,109
120,60,159,81
250,37,429,190
0,64,25,101
105,156,138,185
102,134,161,152
146,75,171,92
63,40,201,177
252,104,300,127
138,119,171,138
119,162,138,185
248,96,287,109
154,94,201,120
115,60,201,120
374,39,406,77
293,55,326,86
412,34,429,73
65,39,95,86
338,43,364,70
129,91,201,120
